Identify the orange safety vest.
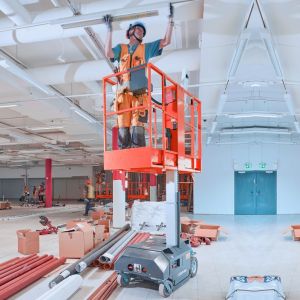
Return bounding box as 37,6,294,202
114,44,148,128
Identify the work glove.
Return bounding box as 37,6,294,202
169,3,174,20
104,14,113,31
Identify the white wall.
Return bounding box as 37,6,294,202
0,165,93,179
194,143,300,214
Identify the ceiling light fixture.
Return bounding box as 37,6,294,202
0,104,18,108
28,126,64,131
71,108,97,123
52,10,158,30
221,128,290,135
226,112,284,119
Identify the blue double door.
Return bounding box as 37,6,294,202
234,171,277,215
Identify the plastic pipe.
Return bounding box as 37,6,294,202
99,230,137,263
36,274,83,300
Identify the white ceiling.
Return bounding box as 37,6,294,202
200,0,300,146
0,0,299,167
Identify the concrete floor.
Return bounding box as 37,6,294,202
1,206,300,299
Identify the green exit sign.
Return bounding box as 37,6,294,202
244,162,252,169
259,162,266,169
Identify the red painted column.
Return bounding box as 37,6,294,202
45,158,52,208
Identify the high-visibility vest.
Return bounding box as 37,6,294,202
114,44,146,128
87,184,94,199
119,43,145,82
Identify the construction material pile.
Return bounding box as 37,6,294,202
0,255,65,299
87,272,117,300
0,202,11,210
180,217,226,247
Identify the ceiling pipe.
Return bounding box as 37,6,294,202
0,0,32,25
0,0,198,47
65,0,114,71
0,50,102,139
28,48,201,85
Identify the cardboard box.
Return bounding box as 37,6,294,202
194,224,220,241
59,223,94,258
17,229,39,255
95,219,110,233
94,225,105,246
104,214,113,222
91,210,105,220
290,225,300,240
181,220,204,234
66,220,89,229
0,202,10,209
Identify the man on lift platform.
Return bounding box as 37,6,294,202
104,4,174,149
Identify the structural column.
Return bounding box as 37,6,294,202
112,126,126,228
166,170,179,247
150,174,157,201
45,158,52,208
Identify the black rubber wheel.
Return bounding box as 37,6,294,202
159,280,173,298
190,256,198,278
117,273,130,287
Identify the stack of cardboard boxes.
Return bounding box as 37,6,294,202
59,222,94,258
59,210,111,258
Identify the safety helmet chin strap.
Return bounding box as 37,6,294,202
129,27,143,43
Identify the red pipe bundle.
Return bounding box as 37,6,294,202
87,272,117,300
0,255,66,299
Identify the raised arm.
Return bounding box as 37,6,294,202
104,15,114,59
159,3,174,49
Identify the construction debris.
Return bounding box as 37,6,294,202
284,225,300,241
0,202,11,210
180,217,226,247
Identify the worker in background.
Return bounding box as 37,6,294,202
104,4,174,148
83,178,95,216
38,182,45,203
32,185,38,204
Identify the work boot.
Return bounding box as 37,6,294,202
118,127,131,149
131,126,146,147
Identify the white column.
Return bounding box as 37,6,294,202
113,177,126,228
193,173,200,214
150,174,157,201
166,170,179,247
150,186,157,201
